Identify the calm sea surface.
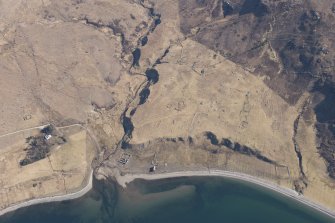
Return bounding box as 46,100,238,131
0,177,334,223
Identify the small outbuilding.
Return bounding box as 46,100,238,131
44,134,52,140
149,166,156,173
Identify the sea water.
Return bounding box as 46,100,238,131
0,177,333,223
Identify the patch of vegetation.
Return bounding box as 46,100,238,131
20,125,66,166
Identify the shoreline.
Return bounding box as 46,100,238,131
0,170,93,217
116,169,335,219
0,169,334,219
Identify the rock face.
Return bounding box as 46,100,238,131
0,0,335,213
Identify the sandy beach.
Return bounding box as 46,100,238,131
116,169,335,219
0,170,93,217
1,169,334,219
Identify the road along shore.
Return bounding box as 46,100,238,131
1,169,334,219
115,169,335,219
0,170,93,217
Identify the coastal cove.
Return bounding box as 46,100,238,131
1,1,335,223
0,174,334,223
